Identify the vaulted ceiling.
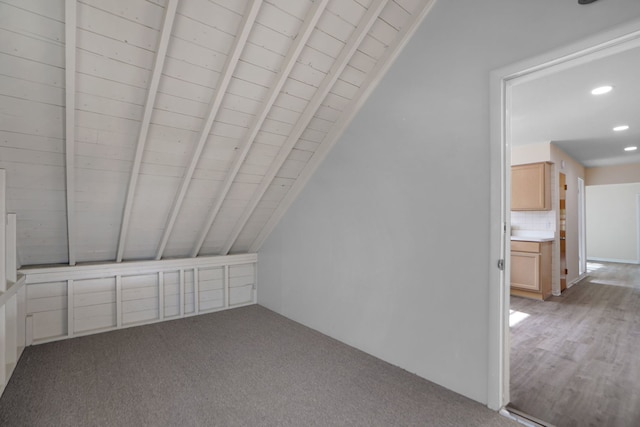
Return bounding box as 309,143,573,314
0,0,435,266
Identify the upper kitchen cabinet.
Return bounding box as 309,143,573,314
511,162,551,211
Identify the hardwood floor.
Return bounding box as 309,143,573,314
509,262,640,427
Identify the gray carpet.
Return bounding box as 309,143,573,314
0,305,515,426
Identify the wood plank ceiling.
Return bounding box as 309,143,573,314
0,0,435,266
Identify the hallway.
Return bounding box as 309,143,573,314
509,262,640,427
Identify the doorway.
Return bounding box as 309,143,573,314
488,22,640,412
559,173,567,291
578,177,586,276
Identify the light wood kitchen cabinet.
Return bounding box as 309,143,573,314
511,162,551,211
510,240,552,300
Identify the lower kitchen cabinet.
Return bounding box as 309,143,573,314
510,240,552,300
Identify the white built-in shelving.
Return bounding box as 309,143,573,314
1,169,27,398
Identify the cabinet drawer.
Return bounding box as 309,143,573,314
511,241,541,253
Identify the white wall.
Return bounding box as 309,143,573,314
586,183,640,263
511,142,551,166
257,0,640,405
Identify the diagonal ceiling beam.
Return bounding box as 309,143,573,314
154,0,264,260
115,0,179,262
190,0,330,258
65,0,77,265
249,0,439,253
221,0,388,255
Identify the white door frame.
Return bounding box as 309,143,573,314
487,20,640,410
578,177,587,276
637,193,640,264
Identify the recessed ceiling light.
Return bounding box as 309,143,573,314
591,85,613,95
613,125,630,132
624,146,637,152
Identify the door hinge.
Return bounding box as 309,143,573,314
497,259,505,270
564,184,568,190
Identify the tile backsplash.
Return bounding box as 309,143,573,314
511,210,556,231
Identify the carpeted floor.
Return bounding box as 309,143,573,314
0,305,515,426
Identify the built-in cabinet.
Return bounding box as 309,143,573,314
510,240,552,300
511,162,551,211
1,171,27,399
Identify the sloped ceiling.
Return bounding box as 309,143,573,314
0,0,434,266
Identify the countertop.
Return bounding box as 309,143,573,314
510,236,555,242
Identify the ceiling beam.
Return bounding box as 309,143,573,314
115,0,179,262
64,0,77,266
154,0,264,260
221,0,389,255
249,0,438,253
190,0,330,258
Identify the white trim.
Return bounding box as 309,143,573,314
578,177,587,276
567,272,588,288
488,52,511,411
179,269,185,317
587,257,640,265
5,214,17,284
194,267,200,315
190,0,329,258
0,305,5,394
0,169,6,293
224,264,230,308
116,275,122,328
67,280,74,338
64,0,77,266
0,276,25,308
489,19,640,410
637,193,640,264
116,0,179,262
500,407,549,427
221,0,389,255
25,315,33,347
248,0,439,253
155,0,264,260
158,271,165,321
253,260,258,304
0,275,26,398
28,302,255,347
20,253,257,284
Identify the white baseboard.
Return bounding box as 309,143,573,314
587,257,640,265
566,273,588,289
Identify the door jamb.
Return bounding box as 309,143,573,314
578,177,586,276
637,193,640,264
488,20,640,411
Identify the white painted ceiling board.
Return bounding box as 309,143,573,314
512,45,640,167
1,0,436,265
0,0,68,266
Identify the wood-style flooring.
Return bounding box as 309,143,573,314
509,262,640,427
